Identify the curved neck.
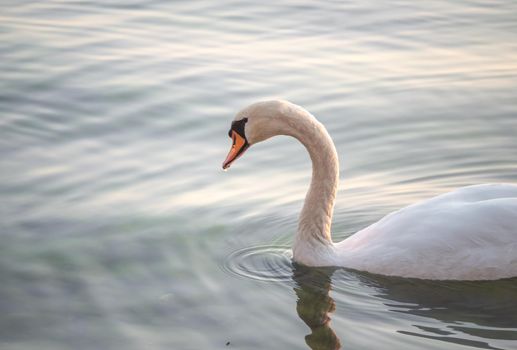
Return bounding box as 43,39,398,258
277,105,339,261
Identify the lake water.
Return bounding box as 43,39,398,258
1,1,517,349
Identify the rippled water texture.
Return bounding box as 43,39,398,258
1,1,517,349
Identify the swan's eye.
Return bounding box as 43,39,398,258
229,117,248,139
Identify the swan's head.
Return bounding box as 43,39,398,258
222,100,293,170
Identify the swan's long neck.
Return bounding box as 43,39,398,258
278,105,339,263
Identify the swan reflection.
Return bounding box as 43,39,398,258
292,264,341,350
291,264,517,350
363,274,517,348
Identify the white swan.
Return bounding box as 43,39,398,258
222,100,517,280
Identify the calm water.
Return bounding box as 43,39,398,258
1,1,517,349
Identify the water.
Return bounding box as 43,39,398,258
1,1,517,349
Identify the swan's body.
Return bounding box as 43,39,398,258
334,184,517,280
223,100,517,280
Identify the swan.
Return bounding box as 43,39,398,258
222,100,517,280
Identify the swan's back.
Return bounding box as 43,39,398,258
337,184,517,280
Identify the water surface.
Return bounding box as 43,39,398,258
1,1,517,349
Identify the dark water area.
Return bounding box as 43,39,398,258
1,1,517,349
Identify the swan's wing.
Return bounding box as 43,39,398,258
337,184,517,280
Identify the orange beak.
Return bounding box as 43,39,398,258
222,130,249,170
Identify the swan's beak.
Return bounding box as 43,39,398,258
223,130,249,170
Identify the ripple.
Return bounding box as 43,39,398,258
222,245,294,282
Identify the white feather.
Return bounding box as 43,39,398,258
230,100,517,280
335,184,517,279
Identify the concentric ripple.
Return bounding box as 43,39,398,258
222,245,294,282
